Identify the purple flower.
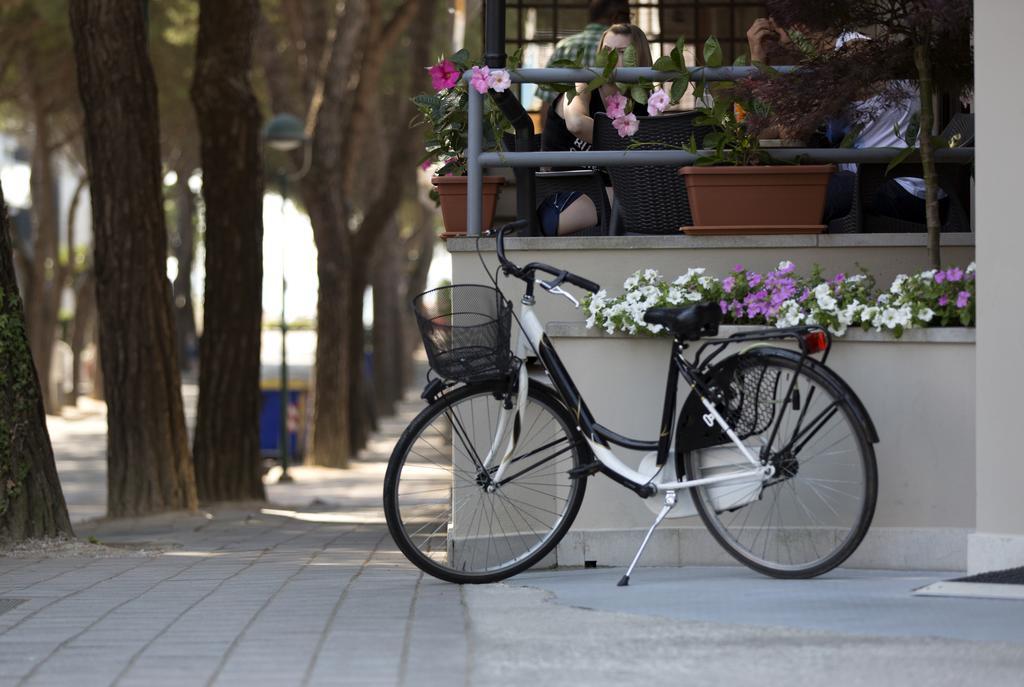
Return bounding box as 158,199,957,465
719,300,728,313
733,264,744,273
747,272,763,288
938,295,949,306
833,273,846,284
799,288,811,302
946,267,964,282
956,291,971,308
722,276,735,293
934,272,946,284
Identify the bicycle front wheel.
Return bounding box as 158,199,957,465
384,381,588,584
683,350,877,578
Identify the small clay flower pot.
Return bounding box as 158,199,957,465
432,176,505,238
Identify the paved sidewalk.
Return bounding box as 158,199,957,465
1,390,1021,685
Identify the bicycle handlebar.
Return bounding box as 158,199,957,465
493,221,601,294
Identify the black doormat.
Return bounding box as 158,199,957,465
951,566,1024,585
0,598,26,617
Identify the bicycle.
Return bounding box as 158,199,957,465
384,220,878,586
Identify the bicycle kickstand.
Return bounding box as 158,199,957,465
618,490,677,587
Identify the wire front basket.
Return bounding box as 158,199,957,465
413,284,514,383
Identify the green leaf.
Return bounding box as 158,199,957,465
670,46,683,70
702,132,722,148
586,75,607,92
550,58,580,68
692,80,705,101
675,36,686,60
670,77,687,103
687,133,698,153
733,53,749,67
885,146,916,176
694,156,718,166
703,36,723,68
839,124,862,149
602,48,618,77
653,55,677,72
623,45,638,68
449,48,470,66
507,47,524,70
631,86,649,105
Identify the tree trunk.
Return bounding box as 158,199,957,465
372,219,406,417
190,0,266,504
307,202,352,469
69,268,96,406
69,0,197,517
914,43,941,269
0,182,74,540
404,206,436,384
171,169,198,374
348,263,372,452
25,94,61,415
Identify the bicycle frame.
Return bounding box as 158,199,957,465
482,294,773,496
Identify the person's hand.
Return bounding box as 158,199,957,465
746,17,789,64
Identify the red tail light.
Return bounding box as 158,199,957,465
803,330,828,354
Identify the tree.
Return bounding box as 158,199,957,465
190,0,266,503
0,2,84,413
0,180,73,540
258,0,428,468
69,0,197,517
757,0,973,267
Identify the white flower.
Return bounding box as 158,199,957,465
894,306,912,327
698,276,714,289
829,322,848,337
585,312,597,329
877,294,891,305
623,275,640,290
643,268,661,282
890,274,908,295
878,308,900,329
589,289,608,311
777,260,795,272
683,290,701,302
667,287,684,305
860,306,878,323
813,283,838,311
647,323,664,334
918,269,937,281
846,274,867,284
966,261,976,274
917,307,934,323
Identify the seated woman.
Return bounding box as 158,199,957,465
537,23,653,236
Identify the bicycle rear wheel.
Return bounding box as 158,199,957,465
384,381,588,584
683,350,877,578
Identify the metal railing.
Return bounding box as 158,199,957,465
464,66,974,236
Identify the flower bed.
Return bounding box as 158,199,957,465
583,262,976,338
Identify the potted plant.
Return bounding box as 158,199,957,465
415,50,517,238
675,37,835,235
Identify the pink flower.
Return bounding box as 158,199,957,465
428,59,459,91
487,69,512,93
956,290,971,308
605,92,627,119
612,113,639,137
469,65,491,94
646,88,670,117
419,160,432,171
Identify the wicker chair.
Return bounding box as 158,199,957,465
592,111,711,234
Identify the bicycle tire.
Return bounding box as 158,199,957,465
384,381,588,584
683,348,877,579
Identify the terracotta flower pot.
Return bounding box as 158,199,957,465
679,164,836,235
432,175,505,238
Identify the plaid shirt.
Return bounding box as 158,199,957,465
537,23,607,104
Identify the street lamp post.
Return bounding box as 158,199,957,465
262,113,311,483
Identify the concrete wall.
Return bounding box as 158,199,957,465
970,0,1024,572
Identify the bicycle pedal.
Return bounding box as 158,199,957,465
568,461,602,479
